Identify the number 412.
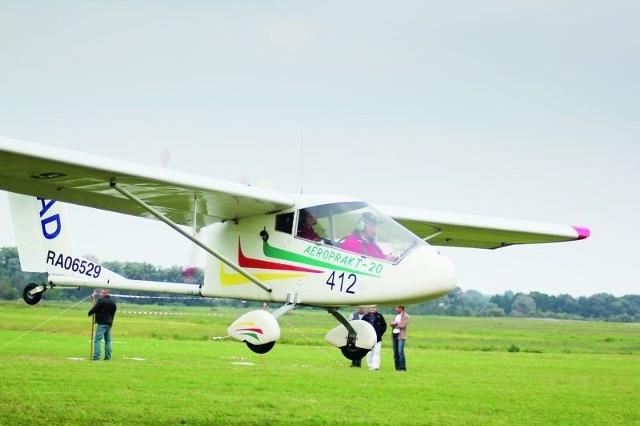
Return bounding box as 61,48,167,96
326,271,356,294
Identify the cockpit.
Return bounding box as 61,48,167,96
275,201,428,263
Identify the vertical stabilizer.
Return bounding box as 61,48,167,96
8,193,49,272
8,192,124,280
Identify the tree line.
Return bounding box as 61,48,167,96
412,287,640,323
1,247,638,322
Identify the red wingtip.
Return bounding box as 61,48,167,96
572,225,591,240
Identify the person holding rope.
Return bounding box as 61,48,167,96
88,289,117,361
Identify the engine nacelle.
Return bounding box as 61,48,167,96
325,320,377,350
227,310,281,354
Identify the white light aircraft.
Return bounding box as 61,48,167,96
0,136,590,360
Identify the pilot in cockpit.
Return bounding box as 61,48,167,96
340,212,388,259
297,209,323,242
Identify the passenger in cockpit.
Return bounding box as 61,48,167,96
340,212,386,259
297,209,322,242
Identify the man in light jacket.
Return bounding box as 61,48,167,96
390,305,409,371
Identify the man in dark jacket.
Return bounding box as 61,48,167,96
88,289,117,361
361,306,387,370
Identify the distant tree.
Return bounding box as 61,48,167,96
0,247,22,280
579,293,618,319
456,289,491,316
620,295,640,320
511,294,536,317
529,291,552,313
484,307,505,317
552,294,580,316
0,279,19,300
0,247,46,301
490,291,514,314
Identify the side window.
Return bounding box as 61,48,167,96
275,212,294,234
297,209,324,242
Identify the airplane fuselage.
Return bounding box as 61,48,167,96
201,197,457,307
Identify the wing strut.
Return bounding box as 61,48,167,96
423,230,442,242
109,179,272,293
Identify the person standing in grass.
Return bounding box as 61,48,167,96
88,289,117,361
361,306,387,370
390,305,409,371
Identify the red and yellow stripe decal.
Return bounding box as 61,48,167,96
220,239,322,286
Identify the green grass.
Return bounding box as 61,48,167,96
0,301,639,425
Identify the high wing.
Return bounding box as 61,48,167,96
0,135,589,248
379,205,590,249
0,136,294,229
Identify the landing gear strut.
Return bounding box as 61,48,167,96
326,308,376,361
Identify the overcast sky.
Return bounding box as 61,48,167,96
0,1,638,298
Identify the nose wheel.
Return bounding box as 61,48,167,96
340,344,369,361
246,341,276,354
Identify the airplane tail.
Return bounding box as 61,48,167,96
8,192,202,304
8,192,124,281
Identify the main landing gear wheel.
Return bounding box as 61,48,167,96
23,283,42,305
340,344,369,361
245,341,276,354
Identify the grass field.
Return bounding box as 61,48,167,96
0,300,639,425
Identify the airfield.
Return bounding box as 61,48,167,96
0,301,638,425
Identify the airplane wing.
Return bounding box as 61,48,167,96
0,136,294,229
379,205,590,249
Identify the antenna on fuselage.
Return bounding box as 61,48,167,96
300,125,304,194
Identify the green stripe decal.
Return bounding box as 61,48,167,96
262,241,381,278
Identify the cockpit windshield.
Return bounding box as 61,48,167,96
296,202,426,263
